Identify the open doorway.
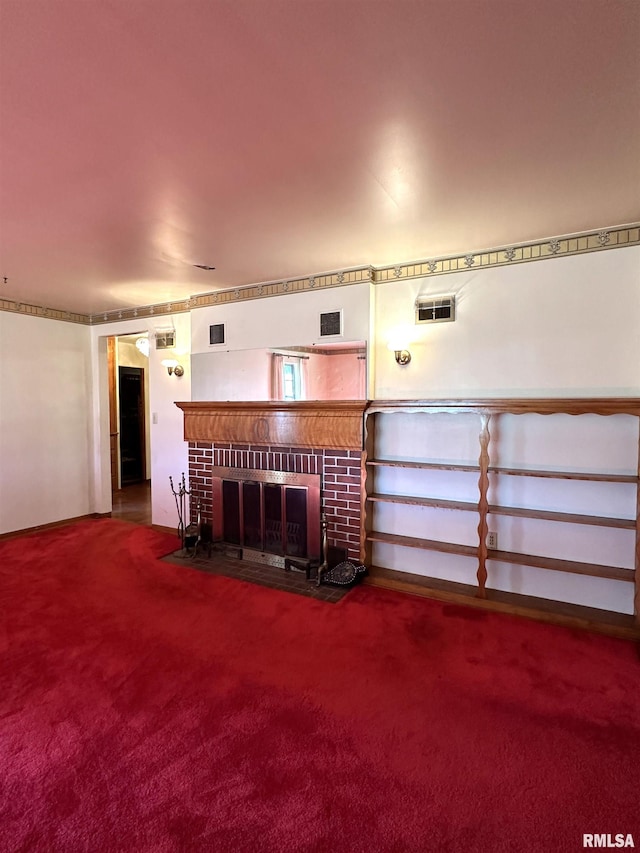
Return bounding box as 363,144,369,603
119,365,145,484
108,333,152,524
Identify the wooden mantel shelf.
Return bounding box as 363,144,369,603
175,400,368,449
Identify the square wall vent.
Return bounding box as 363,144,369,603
415,295,455,324
155,330,176,349
320,310,342,337
209,323,225,345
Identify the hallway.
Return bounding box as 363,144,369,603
111,481,151,526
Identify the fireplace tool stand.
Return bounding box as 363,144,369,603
316,512,330,586
169,473,204,558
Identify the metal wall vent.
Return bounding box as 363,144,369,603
415,295,455,324
320,310,342,337
209,323,225,345
155,330,176,349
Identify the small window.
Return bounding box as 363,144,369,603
155,330,176,349
282,362,301,400
415,295,455,324
209,323,225,345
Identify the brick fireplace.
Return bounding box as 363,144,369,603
177,402,367,562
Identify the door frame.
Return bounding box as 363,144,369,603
107,334,150,490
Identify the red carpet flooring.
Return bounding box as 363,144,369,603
1,519,639,852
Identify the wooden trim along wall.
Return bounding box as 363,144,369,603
365,398,640,416
0,513,111,542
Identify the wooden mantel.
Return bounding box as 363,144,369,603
175,400,368,450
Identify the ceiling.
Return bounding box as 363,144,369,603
1,0,638,316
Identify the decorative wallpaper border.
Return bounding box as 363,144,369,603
375,224,640,282
1,224,637,326
89,298,192,325
0,298,89,325
184,265,374,315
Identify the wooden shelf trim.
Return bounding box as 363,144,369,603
367,459,479,473
367,458,638,483
366,397,640,416
368,533,633,581
489,465,637,483
368,493,477,512
488,505,635,529
487,548,633,582
368,530,477,558
368,492,634,529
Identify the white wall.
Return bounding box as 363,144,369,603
0,312,92,534
190,282,372,354
374,246,640,398
88,312,191,530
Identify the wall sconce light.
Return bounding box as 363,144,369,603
161,358,184,377
387,340,412,366
393,348,411,366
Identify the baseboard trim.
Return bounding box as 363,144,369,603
364,566,640,641
0,513,110,541
151,524,178,537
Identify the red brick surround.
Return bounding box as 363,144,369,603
188,442,363,561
